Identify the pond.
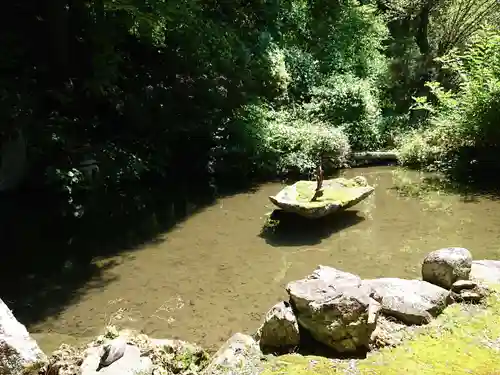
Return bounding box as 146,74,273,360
27,166,500,353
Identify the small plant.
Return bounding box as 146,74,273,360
261,215,281,234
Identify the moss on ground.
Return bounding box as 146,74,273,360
262,289,500,375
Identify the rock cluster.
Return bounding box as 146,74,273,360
0,317,210,375
255,247,498,355
1,248,500,375
450,279,488,303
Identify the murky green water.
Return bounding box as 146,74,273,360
29,166,500,353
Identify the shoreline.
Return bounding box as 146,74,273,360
3,247,500,375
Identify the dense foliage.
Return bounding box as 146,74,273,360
0,0,499,250
397,25,500,183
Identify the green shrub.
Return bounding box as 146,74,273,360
267,44,293,103
396,117,461,169
377,113,414,148
212,103,351,180
309,2,389,80
283,47,321,102
262,108,351,175
397,26,500,180
304,73,382,150
210,102,278,183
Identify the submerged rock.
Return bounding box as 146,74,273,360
202,333,263,375
0,298,48,375
363,278,450,325
256,301,300,353
422,247,472,289
287,273,379,352
269,177,374,219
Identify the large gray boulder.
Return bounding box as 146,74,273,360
286,267,379,353
470,260,500,284
422,247,472,289
0,299,48,375
80,343,152,375
255,301,300,352
363,278,450,325
203,333,263,375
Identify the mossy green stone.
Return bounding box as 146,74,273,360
269,176,374,218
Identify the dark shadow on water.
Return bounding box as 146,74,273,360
259,209,365,247
439,180,500,203
0,179,262,330
391,169,500,203
1,259,121,324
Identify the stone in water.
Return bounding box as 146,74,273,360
269,176,374,219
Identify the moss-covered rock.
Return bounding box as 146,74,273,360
269,177,374,219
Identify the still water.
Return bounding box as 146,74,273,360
29,166,500,353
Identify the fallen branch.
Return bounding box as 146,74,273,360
351,151,399,162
